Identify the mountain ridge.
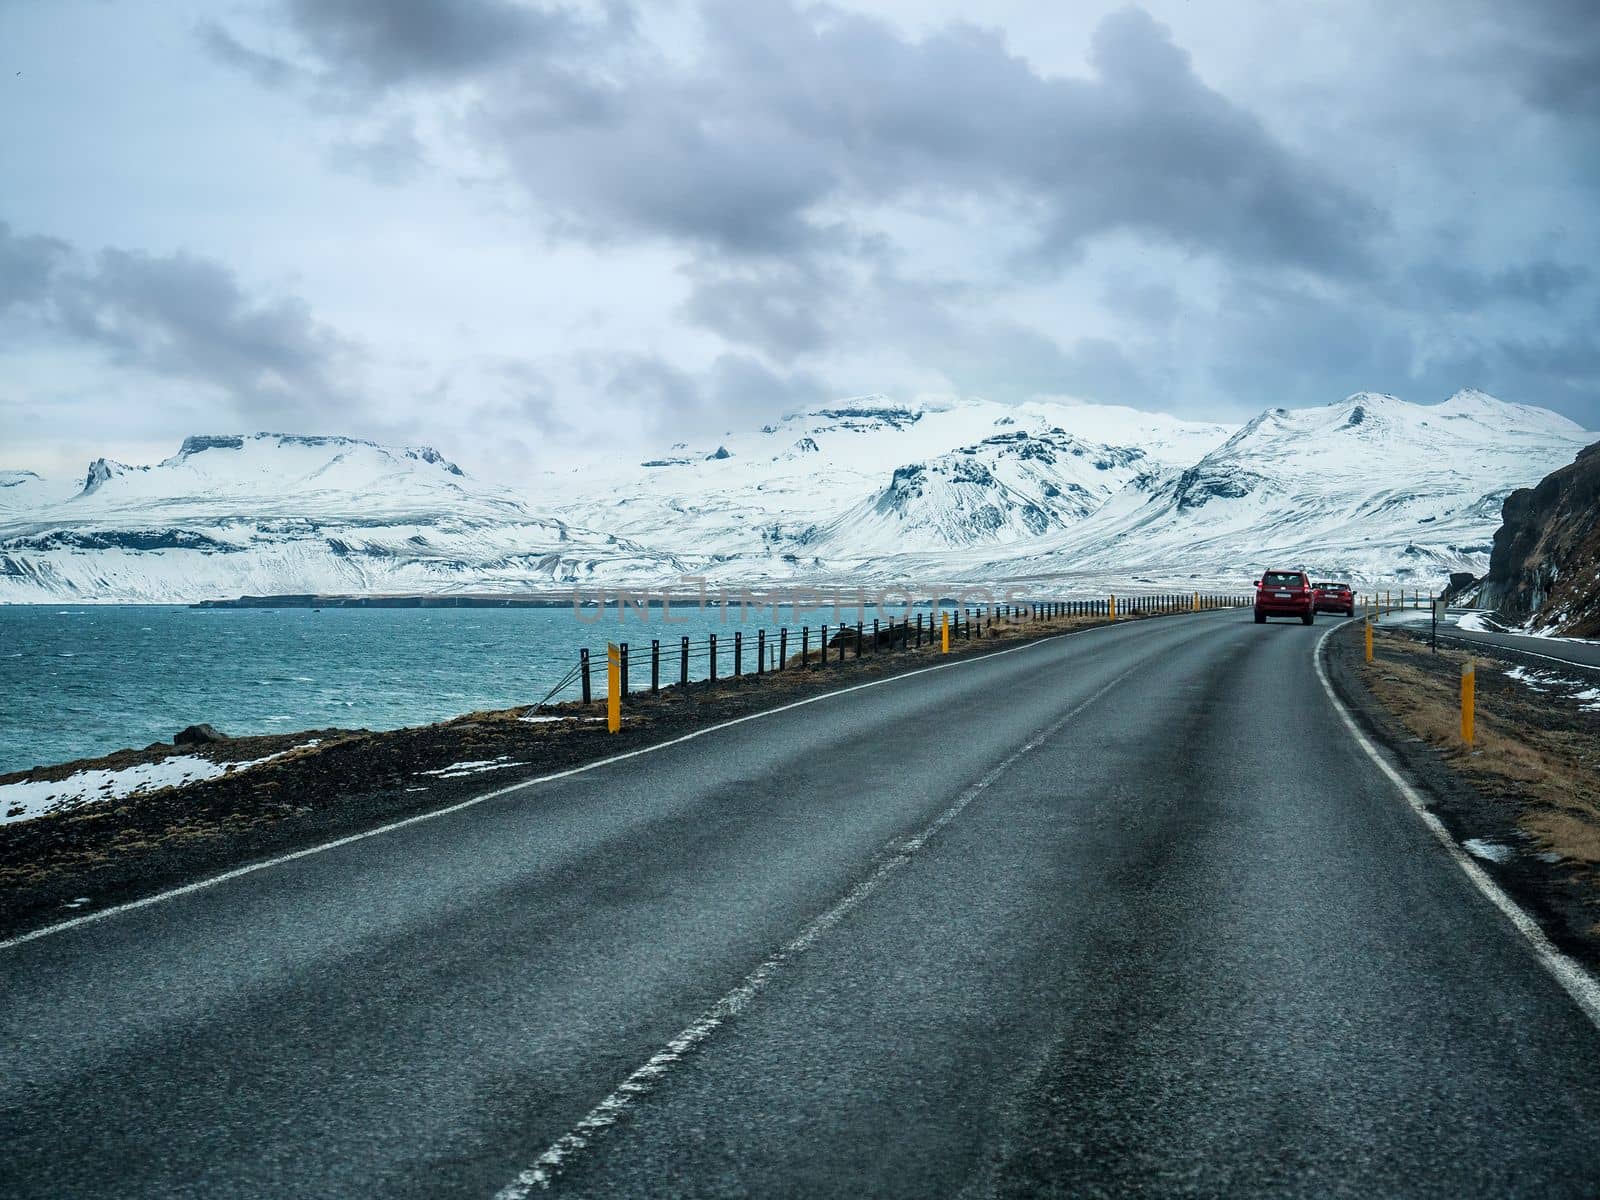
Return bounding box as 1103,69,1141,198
2,389,1593,602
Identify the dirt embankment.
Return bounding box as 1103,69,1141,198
1325,621,1600,966
3,606,1197,939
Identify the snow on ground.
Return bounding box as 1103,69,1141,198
1497,665,1600,710
416,756,528,779
1463,838,1514,864
0,742,319,825
1456,612,1497,633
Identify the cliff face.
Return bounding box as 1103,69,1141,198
1481,441,1600,636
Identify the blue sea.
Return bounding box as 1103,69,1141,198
0,600,950,774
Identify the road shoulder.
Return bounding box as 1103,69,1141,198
1322,619,1600,973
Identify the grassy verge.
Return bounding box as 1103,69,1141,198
1326,620,1600,961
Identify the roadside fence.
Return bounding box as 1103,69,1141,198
536,593,1250,716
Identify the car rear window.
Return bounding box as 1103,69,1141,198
1263,572,1302,586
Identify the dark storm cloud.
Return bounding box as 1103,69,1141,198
1409,258,1591,311
580,350,828,431
57,248,357,419
0,222,70,311
682,263,835,361
205,0,630,94
1477,0,1600,121
476,2,1380,273
0,222,358,423
197,0,1600,429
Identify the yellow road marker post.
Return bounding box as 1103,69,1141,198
606,642,621,734
1365,619,1373,663
941,611,950,654
1109,594,1117,622
1461,657,1475,746
1192,591,1199,612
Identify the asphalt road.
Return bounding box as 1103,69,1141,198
6,610,1600,1197
1442,618,1600,671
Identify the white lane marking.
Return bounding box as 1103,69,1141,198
1314,624,1600,1031
2,612,1219,953
493,666,1141,1197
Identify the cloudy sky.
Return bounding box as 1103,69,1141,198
2,0,1597,482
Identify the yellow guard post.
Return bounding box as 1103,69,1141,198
1461,658,1475,745
606,642,621,733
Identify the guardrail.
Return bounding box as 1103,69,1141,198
535,593,1251,717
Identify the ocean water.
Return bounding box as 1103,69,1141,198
0,600,948,774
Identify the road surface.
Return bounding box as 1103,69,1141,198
6,610,1600,1197
1443,617,1600,671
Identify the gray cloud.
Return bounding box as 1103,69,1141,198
0,222,70,311
1480,0,1600,122
205,0,630,94
1409,258,1591,311
579,350,828,432
179,0,1600,432
325,117,426,185
197,21,302,90
473,2,1381,274
682,262,836,361
0,222,359,424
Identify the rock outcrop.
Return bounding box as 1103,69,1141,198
1480,441,1600,636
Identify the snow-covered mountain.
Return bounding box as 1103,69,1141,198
2,390,1592,603
977,390,1597,587
0,434,682,603
534,395,1231,564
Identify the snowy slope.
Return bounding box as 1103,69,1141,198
0,434,683,603
2,390,1589,603
535,395,1230,565
979,390,1597,587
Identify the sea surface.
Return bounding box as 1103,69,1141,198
0,600,946,775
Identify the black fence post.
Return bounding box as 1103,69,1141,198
872,617,879,653
801,625,809,667
757,628,766,674
651,639,660,694
580,647,591,704
855,622,863,658
734,630,743,677
619,642,629,697
821,624,829,666
709,633,718,682
916,613,923,647
779,627,787,670
680,636,689,687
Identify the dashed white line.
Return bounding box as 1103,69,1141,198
1314,624,1600,1031
492,666,1142,1196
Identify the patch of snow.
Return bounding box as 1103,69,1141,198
416,756,527,779
1463,838,1514,864
0,742,318,825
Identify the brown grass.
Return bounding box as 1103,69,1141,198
1362,629,1600,863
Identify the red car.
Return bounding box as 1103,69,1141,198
1254,569,1315,624
1314,581,1356,616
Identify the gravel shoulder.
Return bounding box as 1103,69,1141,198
1324,619,1600,969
